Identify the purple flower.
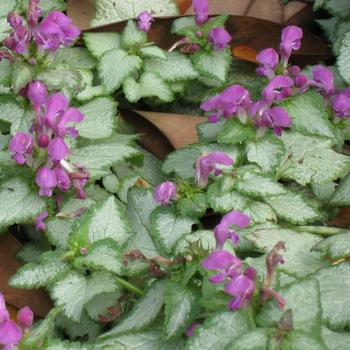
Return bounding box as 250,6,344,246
38,133,50,148
4,25,30,54
27,0,41,31
9,132,34,165
208,28,232,51
137,11,153,33
196,152,233,187
224,269,256,310
310,65,334,98
332,92,350,118
7,13,23,29
54,167,71,192
186,323,200,337
256,48,279,79
279,25,303,65
154,181,177,205
202,251,242,284
0,294,9,323
259,107,292,136
262,75,294,103
17,307,34,330
35,211,48,231
193,0,209,25
214,211,251,250
36,167,57,197
48,137,69,161
35,11,80,52
27,81,47,112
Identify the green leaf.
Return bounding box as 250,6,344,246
16,243,45,264
77,97,117,139
126,187,160,258
74,238,124,274
123,72,174,103
185,310,254,350
330,172,350,206
247,228,328,278
171,16,196,34
121,20,147,49
246,135,285,173
218,119,256,144
312,231,350,260
278,132,350,186
242,200,277,224
0,95,25,128
101,281,166,339
140,46,167,59
321,326,350,350
323,0,350,19
9,252,69,289
102,173,119,194
265,190,321,224
51,271,117,322
10,109,33,135
11,63,35,94
164,284,196,340
284,330,328,350
151,206,195,256
198,120,225,143
98,48,142,92
91,0,178,27
0,0,16,16
225,328,270,350
314,264,350,330
69,136,139,179
0,177,46,231
178,193,207,218
76,85,106,102
19,0,66,14
53,48,97,69
83,32,122,58
144,51,198,82
257,279,321,333
42,339,89,350
338,31,350,84
280,90,339,141
192,49,231,84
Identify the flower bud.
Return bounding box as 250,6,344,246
17,306,34,329
27,81,47,110
153,181,177,205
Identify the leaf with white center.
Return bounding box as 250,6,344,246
140,46,167,59
0,95,25,127
243,200,277,224
312,182,336,202
247,228,328,278
0,60,11,86
164,285,196,340
314,264,350,330
192,49,231,84
151,206,195,256
265,190,321,224
102,173,119,194
76,85,106,102
77,97,117,139
338,31,350,84
9,252,69,289
198,120,225,143
10,109,33,135
281,90,339,141
69,136,139,179
121,20,147,49
218,119,256,145
185,310,254,350
284,330,328,350
144,51,198,82
75,238,124,274
246,135,285,173
53,48,96,69
42,339,89,350
98,48,142,92
100,281,166,338
91,0,178,27
84,32,122,58
236,173,286,198
126,187,160,258
51,271,117,322
123,72,174,103
278,132,350,186
19,0,66,14
330,172,350,206
322,326,350,350
0,0,16,16
11,63,35,94
225,328,270,350
171,17,196,34
0,177,46,231
323,0,350,19
312,231,350,260
257,279,321,333
16,243,45,264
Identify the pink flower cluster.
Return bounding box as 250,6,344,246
9,81,89,204
0,293,33,349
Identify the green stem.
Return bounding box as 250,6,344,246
116,277,144,296
290,225,347,237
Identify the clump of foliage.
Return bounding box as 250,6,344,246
0,0,350,349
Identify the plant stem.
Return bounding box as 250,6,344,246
116,277,144,296
290,225,347,237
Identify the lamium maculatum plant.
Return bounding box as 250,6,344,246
0,0,349,349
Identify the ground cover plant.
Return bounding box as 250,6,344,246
0,0,350,349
